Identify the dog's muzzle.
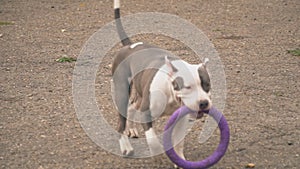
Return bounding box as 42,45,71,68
176,97,207,119
196,110,204,119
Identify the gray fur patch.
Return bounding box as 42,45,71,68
198,66,211,93
172,76,184,91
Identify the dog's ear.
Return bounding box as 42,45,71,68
200,58,209,67
165,55,178,76
198,59,211,93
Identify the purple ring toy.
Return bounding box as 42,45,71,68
163,106,230,169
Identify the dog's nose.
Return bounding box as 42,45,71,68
199,100,209,110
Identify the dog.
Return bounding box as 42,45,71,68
111,0,212,164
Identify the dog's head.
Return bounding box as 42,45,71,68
165,56,211,115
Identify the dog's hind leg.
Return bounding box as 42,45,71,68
115,94,134,156
112,72,134,156
124,82,140,138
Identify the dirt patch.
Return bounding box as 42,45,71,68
1,0,299,168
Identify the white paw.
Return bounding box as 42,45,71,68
145,128,163,155
174,164,181,169
119,135,134,156
124,128,139,138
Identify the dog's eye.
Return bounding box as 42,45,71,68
173,82,182,91
185,86,191,89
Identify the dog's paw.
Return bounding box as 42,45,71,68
145,129,163,155
122,149,134,157
174,164,181,169
119,135,134,157
124,128,139,138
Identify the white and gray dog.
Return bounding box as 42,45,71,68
111,0,212,162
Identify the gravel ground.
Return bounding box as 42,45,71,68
1,0,299,168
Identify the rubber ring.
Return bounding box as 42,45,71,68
163,106,230,169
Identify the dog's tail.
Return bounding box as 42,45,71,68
114,0,132,46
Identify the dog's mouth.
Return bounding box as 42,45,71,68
196,111,204,119
197,109,210,119
189,110,205,119
176,96,207,119
197,107,210,119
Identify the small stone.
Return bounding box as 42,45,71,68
38,166,45,169
61,29,66,32
246,163,255,168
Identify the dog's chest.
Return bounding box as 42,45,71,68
163,99,180,116
148,66,182,116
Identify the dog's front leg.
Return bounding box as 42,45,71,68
172,115,190,168
145,127,162,156
143,93,169,156
140,110,163,156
